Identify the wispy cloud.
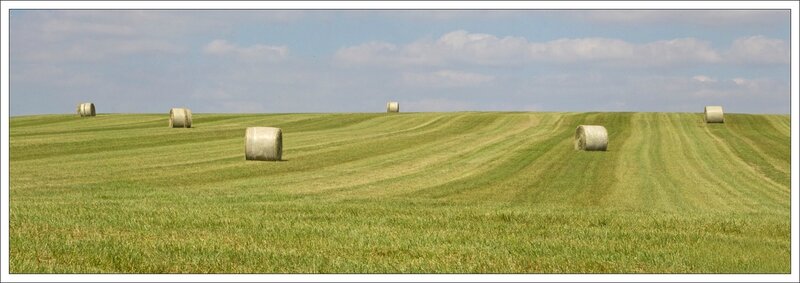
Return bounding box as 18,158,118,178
571,10,788,27
731,77,762,90
692,75,717,83
402,70,495,88
335,30,787,68
726,35,790,65
203,39,289,61
8,10,790,116
17,38,184,62
11,11,192,63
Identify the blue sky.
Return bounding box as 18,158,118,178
9,10,791,115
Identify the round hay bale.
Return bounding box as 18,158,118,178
169,108,193,128
574,125,608,151
387,101,399,113
245,127,283,161
77,103,96,117
704,106,724,123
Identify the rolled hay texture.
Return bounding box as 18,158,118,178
77,103,96,117
169,108,193,128
574,125,608,151
245,127,283,161
704,106,724,123
387,101,399,113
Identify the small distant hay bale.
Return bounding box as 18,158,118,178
169,108,193,128
704,106,724,123
245,127,283,161
77,103,95,117
387,101,399,113
574,125,608,151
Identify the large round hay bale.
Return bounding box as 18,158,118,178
245,127,283,161
704,106,724,123
77,103,96,117
387,101,399,113
169,108,192,128
574,125,608,151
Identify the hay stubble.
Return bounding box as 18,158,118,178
9,112,790,273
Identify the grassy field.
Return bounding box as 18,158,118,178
8,112,790,273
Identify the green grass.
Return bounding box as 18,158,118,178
9,112,790,273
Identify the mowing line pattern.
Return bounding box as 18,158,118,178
9,112,790,273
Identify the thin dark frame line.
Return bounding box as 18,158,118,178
2,7,795,278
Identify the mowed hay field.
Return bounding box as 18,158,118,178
9,112,791,273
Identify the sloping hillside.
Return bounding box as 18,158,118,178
9,112,790,273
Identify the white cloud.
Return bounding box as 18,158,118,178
402,70,495,87
693,75,717,83
572,10,787,27
639,38,721,64
11,64,103,87
335,30,733,68
732,78,760,89
116,39,182,53
726,36,789,65
40,18,137,37
203,39,288,61
9,11,790,116
333,41,413,66
16,38,184,62
517,73,788,113
12,11,189,63
29,10,254,39
12,11,301,64
528,37,634,62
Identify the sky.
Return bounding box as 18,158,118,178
8,9,792,116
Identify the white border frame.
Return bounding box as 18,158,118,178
1,1,797,282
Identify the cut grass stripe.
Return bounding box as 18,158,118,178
9,112,790,273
